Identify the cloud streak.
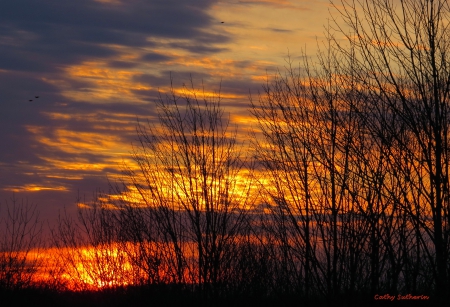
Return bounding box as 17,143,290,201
0,0,330,221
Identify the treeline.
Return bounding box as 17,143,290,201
2,0,450,306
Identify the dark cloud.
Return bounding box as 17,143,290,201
167,42,229,54
0,0,226,68
269,28,294,33
0,96,154,207
133,70,212,87
140,52,173,63
108,60,139,69
0,0,248,219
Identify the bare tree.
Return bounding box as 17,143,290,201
249,33,437,302
250,45,371,304
0,197,43,290
331,0,450,302
250,58,318,302
51,198,139,291
120,78,255,301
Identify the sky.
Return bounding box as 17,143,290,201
0,0,332,222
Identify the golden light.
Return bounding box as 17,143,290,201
47,244,138,291
63,60,152,104
4,184,69,193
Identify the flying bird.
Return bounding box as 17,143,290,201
221,21,224,23
29,99,33,102
35,96,39,98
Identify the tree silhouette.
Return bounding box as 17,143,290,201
331,0,450,303
0,197,43,291
99,78,256,301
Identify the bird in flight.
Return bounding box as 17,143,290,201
35,96,39,98
29,99,33,102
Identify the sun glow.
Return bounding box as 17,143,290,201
42,244,138,291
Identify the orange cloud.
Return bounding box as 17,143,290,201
64,60,152,104
4,184,69,193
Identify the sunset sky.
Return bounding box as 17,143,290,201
0,0,332,221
